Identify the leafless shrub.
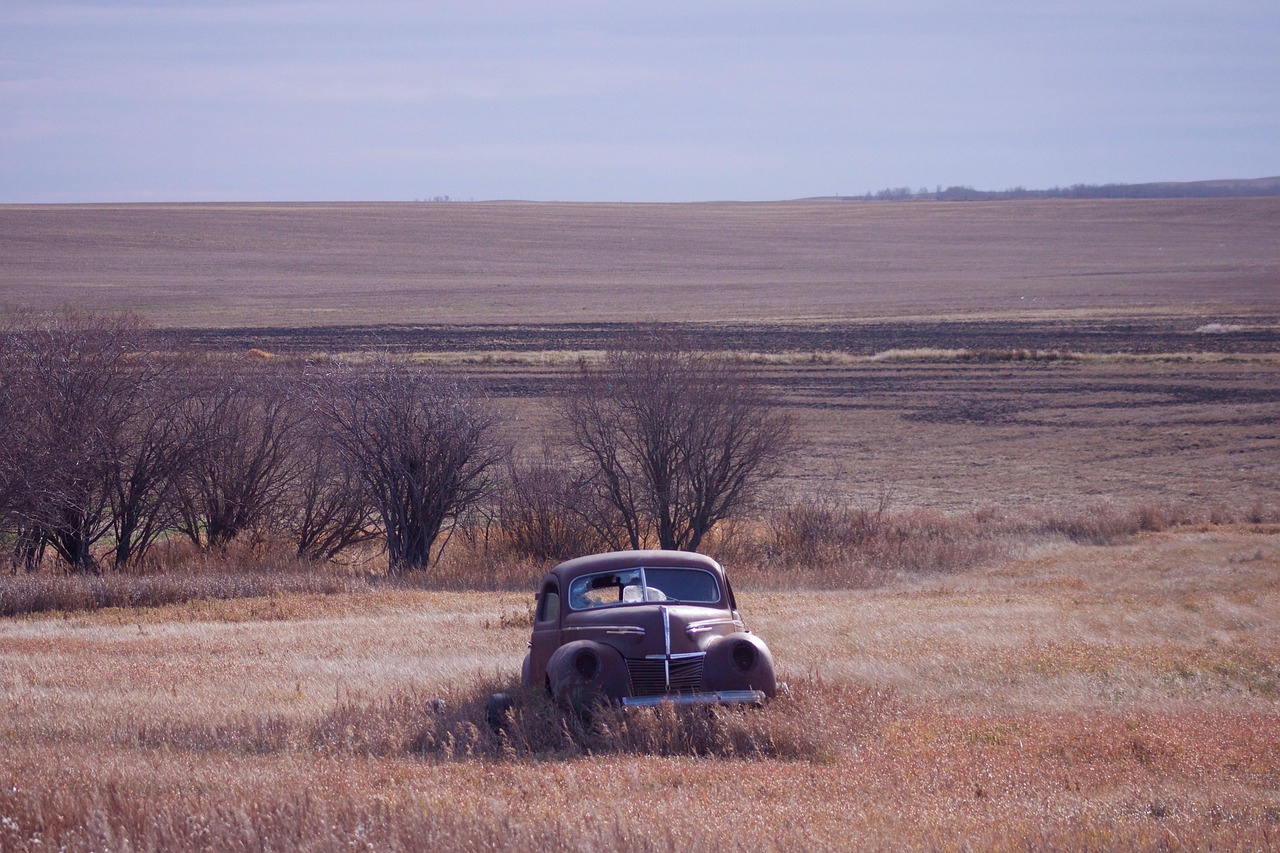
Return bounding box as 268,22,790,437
559,330,798,552
1135,502,1172,532
0,316,31,568
767,492,891,566
104,354,205,569
390,536,544,589
1245,501,1280,525
0,314,322,571
497,452,610,562
1029,502,1146,545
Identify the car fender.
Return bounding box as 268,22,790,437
546,639,628,710
702,631,777,697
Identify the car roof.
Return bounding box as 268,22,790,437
548,549,724,584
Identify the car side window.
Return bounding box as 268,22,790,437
569,569,642,610
537,583,559,623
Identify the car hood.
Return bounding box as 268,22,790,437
562,603,742,658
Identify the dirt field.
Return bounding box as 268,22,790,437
773,356,1280,514
2,198,1278,326
1,528,1276,849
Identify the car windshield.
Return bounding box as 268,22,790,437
567,567,721,610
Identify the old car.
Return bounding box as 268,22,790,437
519,549,777,710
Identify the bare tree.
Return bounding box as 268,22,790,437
0,313,218,572
314,363,502,574
0,315,37,569
106,359,203,568
560,332,797,552
174,361,304,551
284,423,378,562
0,312,163,573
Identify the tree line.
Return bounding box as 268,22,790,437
852,177,1280,202
0,313,795,576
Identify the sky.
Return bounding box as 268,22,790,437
1,1,1277,203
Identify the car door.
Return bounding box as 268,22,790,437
528,580,561,688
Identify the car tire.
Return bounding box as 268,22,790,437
485,692,514,730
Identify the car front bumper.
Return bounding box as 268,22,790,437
620,689,766,707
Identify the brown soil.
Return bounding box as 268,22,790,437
3,198,1277,327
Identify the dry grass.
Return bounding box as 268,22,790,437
0,570,364,618
1,528,1277,850
307,677,874,762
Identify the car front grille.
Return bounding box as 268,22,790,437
626,655,705,697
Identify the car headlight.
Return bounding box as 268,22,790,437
731,640,758,672
574,648,599,680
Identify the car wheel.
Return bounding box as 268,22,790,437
485,692,514,730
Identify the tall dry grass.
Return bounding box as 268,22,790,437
110,676,883,763
707,496,1280,589
2,688,1276,851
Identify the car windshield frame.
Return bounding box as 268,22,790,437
566,566,722,611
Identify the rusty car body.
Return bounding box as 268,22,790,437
520,550,776,710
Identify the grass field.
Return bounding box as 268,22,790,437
1,528,1276,850
1,198,1278,849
